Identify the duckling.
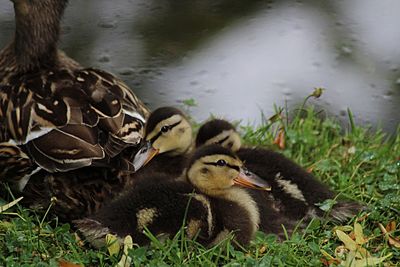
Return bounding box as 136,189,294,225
131,106,193,177
0,0,149,191
74,144,271,248
124,106,193,189
196,119,364,222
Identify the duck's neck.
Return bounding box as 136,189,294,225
12,0,68,72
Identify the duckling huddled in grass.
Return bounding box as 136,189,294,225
196,119,364,222
124,106,193,188
74,144,271,248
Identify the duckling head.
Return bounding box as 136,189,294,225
196,119,241,152
186,144,270,197
133,107,192,171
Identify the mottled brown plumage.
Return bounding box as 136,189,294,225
0,0,149,191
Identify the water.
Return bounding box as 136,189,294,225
0,0,399,133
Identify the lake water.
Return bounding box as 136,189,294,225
1,0,399,133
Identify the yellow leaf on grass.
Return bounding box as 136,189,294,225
336,230,358,251
117,235,133,267
335,230,369,258
106,234,120,256
352,253,392,267
354,223,367,245
0,197,23,213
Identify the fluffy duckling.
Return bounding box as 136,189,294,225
0,0,149,191
74,145,271,248
124,106,193,188
196,119,363,222
133,107,193,176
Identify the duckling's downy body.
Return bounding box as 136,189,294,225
196,119,363,223
74,145,271,247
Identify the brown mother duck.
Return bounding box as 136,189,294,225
0,0,149,192
74,144,271,248
196,119,364,222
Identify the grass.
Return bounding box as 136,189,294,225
1,93,399,266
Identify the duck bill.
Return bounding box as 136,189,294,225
132,141,159,171
233,168,271,191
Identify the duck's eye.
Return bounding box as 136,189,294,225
216,159,226,166
161,125,169,133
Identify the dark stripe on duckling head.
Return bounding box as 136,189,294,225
204,160,240,172
196,119,235,147
188,144,237,168
148,119,182,144
145,107,184,134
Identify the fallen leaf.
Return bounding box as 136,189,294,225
388,236,400,248
335,230,369,258
106,234,120,256
117,235,133,267
354,223,367,245
59,260,83,267
351,253,392,267
379,223,400,248
385,221,396,232
273,128,285,149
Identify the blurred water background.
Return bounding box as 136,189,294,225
1,0,399,133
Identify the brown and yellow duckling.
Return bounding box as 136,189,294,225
74,144,271,248
0,0,149,192
128,106,193,183
196,119,364,222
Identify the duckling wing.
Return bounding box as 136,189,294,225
0,68,148,182
78,181,212,247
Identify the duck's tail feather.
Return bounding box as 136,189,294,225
329,201,367,222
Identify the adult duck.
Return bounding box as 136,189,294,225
0,0,149,191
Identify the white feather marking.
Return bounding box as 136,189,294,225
275,172,307,202
17,167,41,192
123,110,146,123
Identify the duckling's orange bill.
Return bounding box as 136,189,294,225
233,168,271,191
132,141,159,171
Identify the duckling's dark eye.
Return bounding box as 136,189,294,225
161,125,169,133
216,159,226,166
